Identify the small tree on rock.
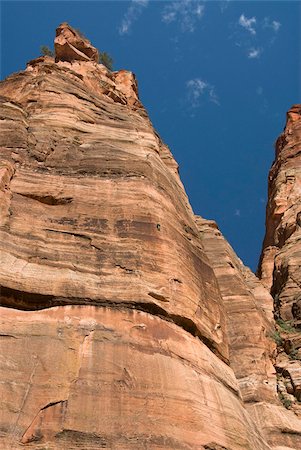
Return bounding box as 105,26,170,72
99,52,113,71
40,45,54,57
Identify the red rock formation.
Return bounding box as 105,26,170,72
197,218,301,449
258,104,301,432
55,22,99,62
259,105,301,320
0,23,301,449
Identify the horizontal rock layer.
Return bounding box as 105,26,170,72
0,56,227,361
0,306,270,450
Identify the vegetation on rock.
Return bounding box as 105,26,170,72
40,45,54,57
99,51,113,70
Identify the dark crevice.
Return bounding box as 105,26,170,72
0,286,55,309
17,193,73,205
0,334,17,339
281,429,301,435
148,291,169,302
44,228,91,241
115,264,135,273
41,400,67,411
0,285,224,362
204,445,230,450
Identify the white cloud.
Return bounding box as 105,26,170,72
235,13,281,60
239,14,256,35
263,17,281,32
248,47,261,59
234,209,241,217
186,78,219,107
119,0,149,35
162,0,205,33
272,20,281,32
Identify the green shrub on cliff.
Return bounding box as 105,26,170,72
99,52,113,71
40,45,54,57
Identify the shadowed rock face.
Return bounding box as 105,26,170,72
259,105,301,321
0,23,301,449
258,105,301,431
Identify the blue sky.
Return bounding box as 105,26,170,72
1,0,300,271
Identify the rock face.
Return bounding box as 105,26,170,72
0,306,271,450
54,22,99,62
258,104,301,429
259,105,301,321
1,23,301,449
197,218,301,449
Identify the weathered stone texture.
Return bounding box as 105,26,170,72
55,22,99,63
194,218,301,448
195,217,276,404
0,306,271,450
0,54,227,360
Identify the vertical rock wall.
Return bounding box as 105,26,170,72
259,105,301,321
258,105,301,442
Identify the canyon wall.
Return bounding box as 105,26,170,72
258,104,301,435
259,105,301,320
0,23,301,449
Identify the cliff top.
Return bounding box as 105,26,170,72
54,22,99,63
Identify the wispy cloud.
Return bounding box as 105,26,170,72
238,14,256,35
234,209,241,217
186,78,219,107
248,47,261,59
119,0,149,35
263,17,281,32
162,0,205,33
236,12,281,59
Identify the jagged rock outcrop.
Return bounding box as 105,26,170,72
1,23,301,449
54,22,99,62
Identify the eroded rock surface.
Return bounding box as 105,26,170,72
0,306,271,450
55,22,99,63
0,57,227,361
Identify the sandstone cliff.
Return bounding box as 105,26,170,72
0,23,300,450
258,104,301,429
